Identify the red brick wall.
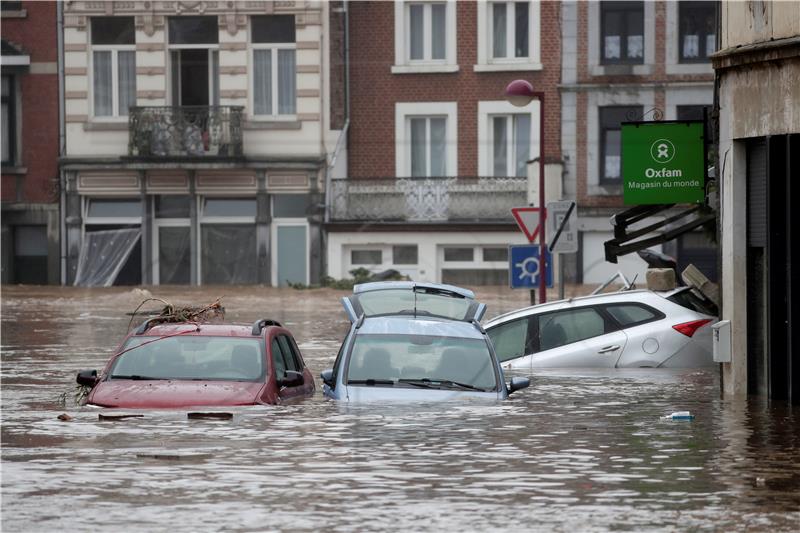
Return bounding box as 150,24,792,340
574,1,715,208
1,1,59,204
348,1,561,178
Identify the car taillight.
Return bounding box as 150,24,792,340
672,319,713,337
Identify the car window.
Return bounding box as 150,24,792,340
353,289,473,320
487,318,528,363
604,303,660,327
346,334,497,390
329,331,350,389
277,335,300,372
537,308,606,351
271,338,287,378
667,289,718,316
112,336,265,381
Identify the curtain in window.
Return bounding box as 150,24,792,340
627,35,644,58
278,49,296,114
431,4,446,60
158,226,191,285
493,116,508,176
409,4,424,60
493,3,507,58
201,225,257,284
117,50,136,116
253,49,272,115
93,51,113,116
410,118,427,177
514,114,531,177
605,130,622,179
515,2,529,57
430,117,446,176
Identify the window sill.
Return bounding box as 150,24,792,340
473,62,543,73
587,183,622,196
391,64,460,74
591,64,652,76
1,166,28,175
665,62,714,75
83,121,128,131
243,120,302,130
0,9,26,18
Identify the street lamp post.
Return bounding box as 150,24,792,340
505,79,547,304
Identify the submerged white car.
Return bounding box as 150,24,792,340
484,287,716,369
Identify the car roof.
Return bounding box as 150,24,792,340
485,289,671,327
353,281,475,299
358,315,486,340
138,323,270,337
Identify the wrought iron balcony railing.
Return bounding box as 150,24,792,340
328,176,528,222
128,106,244,158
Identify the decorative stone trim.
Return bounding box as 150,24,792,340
65,44,87,52
268,174,309,189
297,113,320,122
65,91,88,99
83,122,128,131
220,89,247,98
66,114,89,123
296,65,320,74
136,42,165,52
136,90,166,99
219,66,247,75
220,42,247,51
296,41,320,50
243,120,302,130
78,172,140,193
136,66,166,76
64,67,88,76
297,89,320,98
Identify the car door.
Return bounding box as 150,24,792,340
492,306,628,369
275,335,311,400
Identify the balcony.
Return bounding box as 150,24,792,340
328,177,528,223
128,106,244,158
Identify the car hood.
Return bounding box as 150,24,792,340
88,379,265,408
343,384,504,402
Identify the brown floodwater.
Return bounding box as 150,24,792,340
1,285,799,532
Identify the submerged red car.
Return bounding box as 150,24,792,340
76,319,315,408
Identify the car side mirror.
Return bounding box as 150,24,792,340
76,369,98,387
280,370,304,387
508,376,530,394
320,368,334,387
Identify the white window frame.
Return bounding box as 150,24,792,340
475,0,541,72
436,244,511,281
585,89,654,196
167,44,220,107
477,100,540,177
665,1,715,75
587,0,655,76
82,197,142,226
89,45,136,120
395,101,458,177
271,219,310,287
249,20,297,120
151,196,191,285
664,87,714,121
197,196,256,283
393,1,458,74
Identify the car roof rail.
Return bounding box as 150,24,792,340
252,318,283,336
135,317,162,335
355,313,366,330
470,319,486,334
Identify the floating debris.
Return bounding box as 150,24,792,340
98,413,144,421
135,453,214,461
126,297,225,333
187,412,234,420
660,411,695,421
57,413,74,422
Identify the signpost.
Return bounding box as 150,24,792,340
510,206,548,304
510,207,544,243
547,200,578,254
509,245,552,289
621,121,705,205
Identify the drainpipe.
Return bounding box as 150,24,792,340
57,1,66,284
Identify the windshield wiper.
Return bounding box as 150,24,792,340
110,375,167,381
398,378,490,392
347,378,395,386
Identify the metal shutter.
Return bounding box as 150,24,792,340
747,139,768,248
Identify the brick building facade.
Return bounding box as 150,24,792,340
327,0,563,286
1,1,60,284
561,0,717,284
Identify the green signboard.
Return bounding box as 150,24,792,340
622,121,705,205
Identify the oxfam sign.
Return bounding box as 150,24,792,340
622,121,705,205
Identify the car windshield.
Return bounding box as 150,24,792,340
110,336,265,381
354,289,473,320
346,334,497,391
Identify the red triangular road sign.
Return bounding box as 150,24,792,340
511,207,546,243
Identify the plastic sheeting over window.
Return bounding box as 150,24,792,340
73,229,141,287
201,224,256,284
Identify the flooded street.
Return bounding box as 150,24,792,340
2,285,799,531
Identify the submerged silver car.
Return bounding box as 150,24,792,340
320,282,529,402
484,288,716,369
